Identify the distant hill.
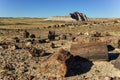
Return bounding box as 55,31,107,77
45,12,88,22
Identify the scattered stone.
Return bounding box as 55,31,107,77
61,24,65,27
71,37,76,41
93,32,102,37
114,20,119,24
53,24,59,28
27,47,45,57
50,42,55,48
0,42,8,49
30,34,36,38
55,37,60,41
8,44,20,50
48,31,55,41
13,37,20,43
0,46,3,49
4,63,15,71
60,34,67,40
105,32,111,36
39,39,46,43
47,26,52,28
23,30,29,38
97,76,113,80
25,42,32,47
118,40,120,48
4,75,15,80
25,39,35,44
112,55,120,70
97,76,120,80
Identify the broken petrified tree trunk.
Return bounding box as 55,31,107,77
40,48,74,77
70,42,108,61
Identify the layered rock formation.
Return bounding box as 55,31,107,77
45,12,88,21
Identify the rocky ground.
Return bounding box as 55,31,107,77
0,18,120,80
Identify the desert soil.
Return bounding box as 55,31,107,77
0,18,120,80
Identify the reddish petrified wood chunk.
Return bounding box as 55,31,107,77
70,42,108,61
40,48,73,77
112,55,120,70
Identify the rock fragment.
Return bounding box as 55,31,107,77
23,30,29,38
27,47,45,57
112,55,120,70
48,31,55,41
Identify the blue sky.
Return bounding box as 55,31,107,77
0,0,120,18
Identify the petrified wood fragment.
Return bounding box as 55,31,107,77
48,31,55,41
70,42,108,61
23,30,29,38
30,34,36,38
27,47,45,57
60,34,67,40
13,37,20,43
40,48,73,77
50,42,55,48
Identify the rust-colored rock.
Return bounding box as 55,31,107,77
40,48,73,77
70,42,108,61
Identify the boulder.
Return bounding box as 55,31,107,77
40,48,74,77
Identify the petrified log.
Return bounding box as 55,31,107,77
70,42,108,61
40,48,73,77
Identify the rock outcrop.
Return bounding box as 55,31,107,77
45,12,88,22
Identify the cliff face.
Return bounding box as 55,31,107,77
70,12,88,21
45,12,88,22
